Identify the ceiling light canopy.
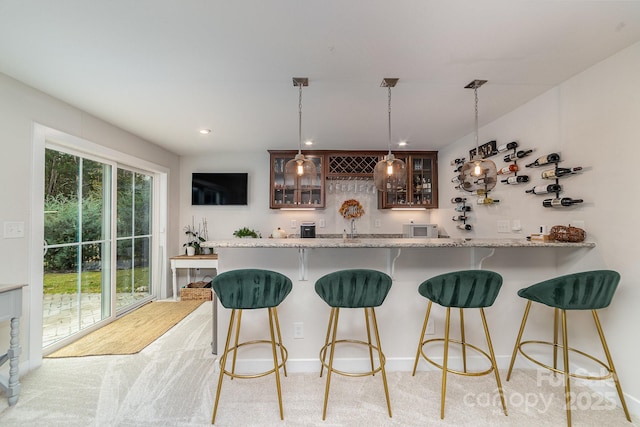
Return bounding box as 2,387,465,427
373,78,407,192
199,129,211,134
284,78,317,187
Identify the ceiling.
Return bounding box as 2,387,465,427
2,1,640,156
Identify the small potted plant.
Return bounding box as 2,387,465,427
233,227,261,238
183,224,205,255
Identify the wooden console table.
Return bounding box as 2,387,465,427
0,283,27,406
169,254,218,300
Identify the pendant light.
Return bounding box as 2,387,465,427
460,79,497,192
284,77,317,188
373,78,407,192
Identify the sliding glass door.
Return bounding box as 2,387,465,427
43,147,155,348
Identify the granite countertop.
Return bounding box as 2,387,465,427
202,237,595,249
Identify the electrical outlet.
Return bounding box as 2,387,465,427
319,219,326,228
512,219,522,232
293,322,304,339
374,219,381,228
426,319,435,335
290,220,297,229
497,220,510,233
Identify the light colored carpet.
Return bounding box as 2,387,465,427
46,300,205,357
1,301,636,426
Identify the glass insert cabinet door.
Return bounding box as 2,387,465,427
270,151,325,208
379,152,438,208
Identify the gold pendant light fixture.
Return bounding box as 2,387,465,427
373,78,407,192
284,77,317,188
460,79,497,192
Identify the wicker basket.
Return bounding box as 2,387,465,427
549,225,586,243
180,287,212,301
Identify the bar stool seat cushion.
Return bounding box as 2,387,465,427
212,269,292,309
517,270,619,310
418,270,502,308
315,269,392,308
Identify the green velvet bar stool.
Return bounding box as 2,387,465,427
210,269,292,424
506,270,631,426
315,269,393,420
412,270,507,419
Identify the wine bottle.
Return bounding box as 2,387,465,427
477,197,500,205
457,224,472,231
453,165,463,173
454,182,473,191
496,141,518,152
450,197,466,203
526,153,560,168
525,184,562,194
503,149,533,162
501,175,529,184
466,189,488,196
455,205,472,212
473,177,494,185
542,197,584,208
450,157,465,166
497,164,519,175
541,166,582,179
452,215,468,221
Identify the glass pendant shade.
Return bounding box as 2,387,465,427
284,153,317,187
374,78,406,192
460,79,497,194
373,153,407,192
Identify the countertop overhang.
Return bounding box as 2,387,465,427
202,237,595,249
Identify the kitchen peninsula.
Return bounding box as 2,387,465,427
201,237,595,372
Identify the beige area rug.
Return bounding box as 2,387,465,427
46,300,205,358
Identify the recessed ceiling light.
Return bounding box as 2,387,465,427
199,129,211,135
398,141,409,147
304,140,313,146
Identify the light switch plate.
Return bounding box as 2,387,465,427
3,221,25,238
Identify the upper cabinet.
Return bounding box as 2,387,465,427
378,152,438,209
270,150,325,209
269,150,438,209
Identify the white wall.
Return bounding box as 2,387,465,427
179,152,431,247
0,73,181,371
434,41,640,409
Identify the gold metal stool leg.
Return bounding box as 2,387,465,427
561,309,572,427
322,307,340,420
370,307,392,417
365,308,375,376
319,308,335,378
460,308,467,373
553,308,559,374
412,301,433,376
592,310,631,422
268,307,285,420
440,307,451,419
273,307,288,377
230,310,243,378
507,301,532,381
480,307,507,415
212,309,237,424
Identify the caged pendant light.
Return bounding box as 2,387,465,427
284,77,317,188
373,78,407,192
460,79,497,192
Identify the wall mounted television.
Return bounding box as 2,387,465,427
191,173,248,205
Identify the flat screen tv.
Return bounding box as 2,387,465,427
191,173,248,205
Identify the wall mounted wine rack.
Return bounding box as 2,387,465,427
524,153,584,208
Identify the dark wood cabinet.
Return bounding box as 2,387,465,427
269,150,438,209
378,152,438,209
269,151,324,209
